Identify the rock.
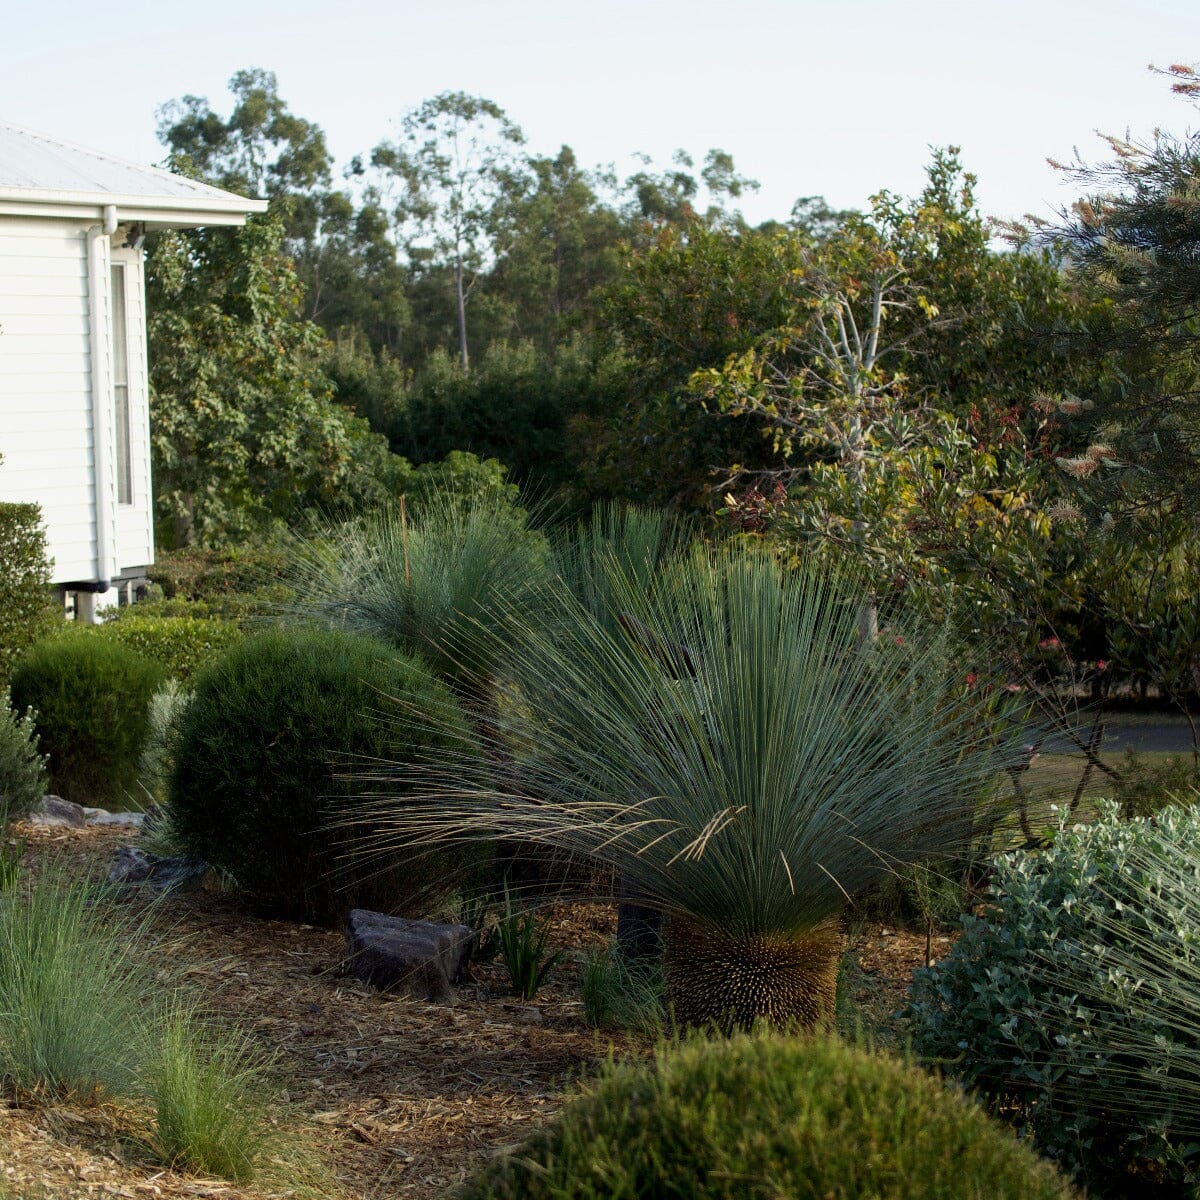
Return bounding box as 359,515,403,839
345,910,474,1003
108,846,214,893
31,795,86,827
86,810,145,828
28,798,144,830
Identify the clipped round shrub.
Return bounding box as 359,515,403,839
10,637,165,806
170,626,476,924
458,1034,1075,1200
97,613,243,681
907,804,1200,1196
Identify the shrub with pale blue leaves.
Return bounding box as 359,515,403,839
907,803,1200,1196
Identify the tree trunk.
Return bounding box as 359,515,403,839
456,256,469,371
616,874,663,964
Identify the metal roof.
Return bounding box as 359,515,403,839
0,120,268,226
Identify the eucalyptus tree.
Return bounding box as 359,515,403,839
156,68,334,248
371,93,526,370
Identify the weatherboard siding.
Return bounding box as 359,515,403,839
0,216,99,582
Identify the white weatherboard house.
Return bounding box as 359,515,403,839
0,122,266,618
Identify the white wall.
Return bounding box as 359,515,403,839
0,217,155,587
0,215,97,583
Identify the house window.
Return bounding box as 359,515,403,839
110,265,132,505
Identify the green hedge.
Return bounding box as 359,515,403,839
147,544,291,602
0,503,59,684
97,614,243,682
10,637,165,807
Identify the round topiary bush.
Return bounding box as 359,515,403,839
457,1034,1076,1200
10,636,166,807
169,626,476,924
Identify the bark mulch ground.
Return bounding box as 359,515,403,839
0,823,933,1199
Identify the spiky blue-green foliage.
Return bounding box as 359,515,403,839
907,802,1200,1195
456,1034,1077,1200
361,545,1010,1026
553,503,692,635
285,488,548,693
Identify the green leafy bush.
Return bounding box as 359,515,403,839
906,804,1200,1195
97,613,243,681
10,638,165,807
0,692,47,822
170,626,476,923
0,501,59,685
113,587,293,625
146,542,291,602
457,1034,1075,1199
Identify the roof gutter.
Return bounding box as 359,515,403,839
84,204,118,595
0,187,268,229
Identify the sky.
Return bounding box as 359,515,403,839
5,0,1200,227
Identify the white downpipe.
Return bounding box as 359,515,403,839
84,205,119,601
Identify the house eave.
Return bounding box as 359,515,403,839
0,188,269,228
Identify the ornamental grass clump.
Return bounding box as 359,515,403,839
149,998,324,1188
907,802,1200,1196
361,545,1009,1031
285,487,549,697
456,1033,1077,1200
0,865,152,1099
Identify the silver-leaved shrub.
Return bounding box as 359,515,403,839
907,802,1200,1196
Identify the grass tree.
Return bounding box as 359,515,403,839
360,544,1008,1030
285,486,548,702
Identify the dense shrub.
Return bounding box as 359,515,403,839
907,805,1200,1195
98,613,243,682
10,638,165,807
147,543,291,602
0,501,60,684
1112,747,1200,819
170,626,476,923
115,587,293,625
0,691,47,821
458,1034,1075,1199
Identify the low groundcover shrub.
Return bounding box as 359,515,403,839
457,1033,1075,1199
907,803,1200,1196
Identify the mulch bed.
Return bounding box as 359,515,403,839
0,824,933,1199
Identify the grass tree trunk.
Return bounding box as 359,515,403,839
616,875,663,964
663,917,843,1032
